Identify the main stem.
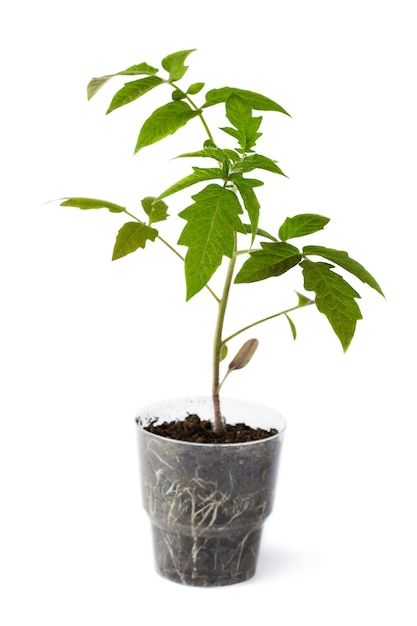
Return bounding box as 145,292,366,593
212,234,238,432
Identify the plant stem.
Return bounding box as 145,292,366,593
212,234,238,432
222,300,315,346
157,234,220,302
184,97,215,144
124,208,220,303
169,81,216,144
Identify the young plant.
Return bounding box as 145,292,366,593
60,49,384,433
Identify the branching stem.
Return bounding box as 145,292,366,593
169,81,216,145
222,300,315,346
124,208,220,302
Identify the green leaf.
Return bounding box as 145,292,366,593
285,314,297,340
156,167,224,201
242,224,279,242
224,94,263,153
112,222,158,260
87,62,158,100
232,176,262,242
106,76,164,113
172,89,186,100
303,246,384,296
87,75,115,100
301,259,362,351
187,82,205,95
235,242,301,283
134,101,200,153
141,197,169,224
176,147,239,162
204,87,290,115
231,154,287,176
161,49,196,81
228,338,259,371
220,344,228,361
296,291,314,306
279,214,330,241
178,184,245,300
226,93,252,126
118,63,159,76
60,197,125,213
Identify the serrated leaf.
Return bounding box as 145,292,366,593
112,222,158,260
141,197,169,224
60,197,125,213
279,214,330,241
176,147,239,162
228,338,259,371
235,241,301,283
87,62,158,100
178,184,245,300
187,82,205,95
106,76,164,113
203,87,290,115
156,167,224,201
220,126,240,141
232,176,262,242
285,314,297,340
231,154,287,176
301,259,362,351
303,245,384,296
161,49,196,81
134,101,200,153
224,93,263,153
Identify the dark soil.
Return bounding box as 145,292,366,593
141,413,278,444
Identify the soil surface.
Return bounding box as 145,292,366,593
141,413,278,444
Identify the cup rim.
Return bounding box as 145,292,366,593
136,395,286,447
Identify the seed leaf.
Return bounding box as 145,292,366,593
303,245,384,296
135,101,201,153
203,87,290,115
279,214,330,241
235,241,301,283
228,338,259,371
301,259,362,351
178,184,245,300
106,76,164,114
112,222,158,260
60,197,125,213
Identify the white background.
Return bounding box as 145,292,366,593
1,0,416,624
